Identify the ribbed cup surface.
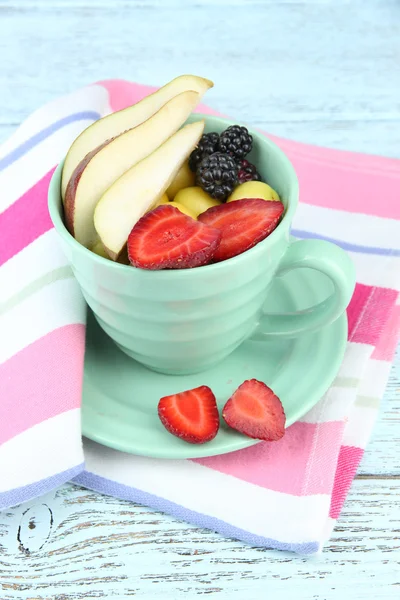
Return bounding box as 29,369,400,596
48,114,298,374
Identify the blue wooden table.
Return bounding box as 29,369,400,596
0,1,399,598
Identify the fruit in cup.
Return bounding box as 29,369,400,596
222,379,286,441
64,91,201,248
144,192,169,213
127,204,221,270
117,246,130,265
146,193,169,211
90,239,109,259
158,385,220,444
228,181,280,202
61,73,283,268
173,186,221,217
61,74,213,198
156,193,170,206
165,162,195,199
90,240,130,263
94,120,205,260
237,159,261,183
218,125,253,160
188,131,220,172
196,152,238,201
167,201,197,219
198,198,284,262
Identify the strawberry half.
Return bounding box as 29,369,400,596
127,205,221,270
222,379,286,441
198,198,284,262
158,385,220,444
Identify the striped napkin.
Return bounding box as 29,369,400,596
1,80,399,554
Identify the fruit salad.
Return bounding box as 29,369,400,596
61,74,284,269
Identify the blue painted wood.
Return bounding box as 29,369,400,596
1,0,399,157
1,482,399,598
0,0,399,596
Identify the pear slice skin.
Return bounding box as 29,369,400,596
64,91,200,248
61,74,213,198
94,120,205,261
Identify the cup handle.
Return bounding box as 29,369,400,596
250,239,355,339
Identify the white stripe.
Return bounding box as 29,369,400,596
322,517,336,544
335,342,372,378
0,123,92,214
358,358,392,398
0,84,110,158
301,353,388,424
83,440,330,544
0,409,83,492
0,230,69,302
299,387,356,424
0,277,86,364
0,85,112,214
342,401,379,448
341,357,388,447
294,203,400,251
348,252,400,290
303,342,370,424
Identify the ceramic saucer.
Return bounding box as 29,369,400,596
82,267,347,459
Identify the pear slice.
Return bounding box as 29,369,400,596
61,74,213,198
94,120,205,260
64,91,200,248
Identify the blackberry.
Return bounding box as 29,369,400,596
188,132,219,172
218,125,253,160
196,152,238,201
237,159,261,184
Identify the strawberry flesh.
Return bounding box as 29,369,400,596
128,204,221,269
198,198,284,262
158,385,220,444
222,379,286,441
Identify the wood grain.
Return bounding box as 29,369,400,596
0,0,399,156
359,349,400,475
0,0,399,595
0,481,399,599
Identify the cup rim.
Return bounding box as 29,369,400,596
48,113,299,277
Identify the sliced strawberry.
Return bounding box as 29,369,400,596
158,385,219,444
128,204,221,270
198,198,284,262
222,379,286,441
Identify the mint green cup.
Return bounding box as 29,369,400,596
48,114,355,375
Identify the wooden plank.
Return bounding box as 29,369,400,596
0,480,398,599
0,0,399,146
1,119,399,158
0,125,16,145
359,349,400,475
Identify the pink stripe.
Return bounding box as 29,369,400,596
287,152,400,220
99,79,400,220
193,420,344,496
372,304,400,361
0,168,55,266
347,283,398,345
97,79,217,117
0,324,85,445
329,445,364,519
96,79,156,112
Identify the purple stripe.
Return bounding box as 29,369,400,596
73,471,319,555
0,111,100,172
0,463,84,510
291,228,400,257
